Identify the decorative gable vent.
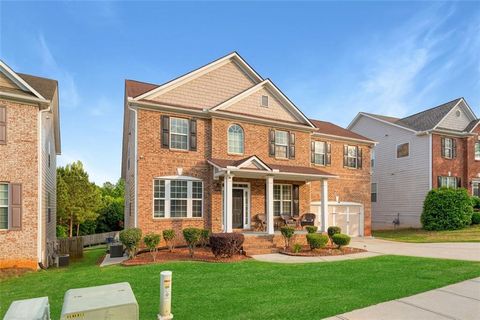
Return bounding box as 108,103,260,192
261,95,269,107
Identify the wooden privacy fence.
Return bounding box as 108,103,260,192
57,231,119,259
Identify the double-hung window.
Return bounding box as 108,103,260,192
170,118,189,150
153,178,203,218
475,142,480,161
473,181,480,197
442,137,454,159
313,141,326,165
275,130,289,158
438,176,458,189
346,146,358,168
371,183,377,202
273,184,292,216
0,184,7,229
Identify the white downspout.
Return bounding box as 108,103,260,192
38,103,52,265
128,104,138,227
428,134,432,190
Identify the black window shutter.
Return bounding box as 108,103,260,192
311,141,315,163
269,129,275,157
452,138,457,158
161,115,170,148
357,147,363,169
441,137,445,157
292,185,300,216
326,142,332,166
438,176,442,188
457,177,462,188
343,145,348,167
190,119,197,151
9,183,22,230
289,132,295,159
0,106,6,145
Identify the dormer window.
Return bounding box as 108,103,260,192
261,95,269,107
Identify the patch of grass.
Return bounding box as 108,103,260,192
1,249,479,319
373,225,480,243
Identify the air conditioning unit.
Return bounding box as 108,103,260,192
60,282,139,320
4,296,50,320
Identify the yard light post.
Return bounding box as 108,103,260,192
158,271,173,320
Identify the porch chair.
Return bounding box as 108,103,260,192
252,214,266,232
280,214,297,229
300,213,316,227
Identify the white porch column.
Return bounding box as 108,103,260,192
321,179,329,232
266,175,274,235
223,173,234,233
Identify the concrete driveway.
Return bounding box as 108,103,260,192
325,277,480,320
349,237,480,261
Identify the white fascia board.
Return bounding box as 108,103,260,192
0,61,46,100
237,156,272,171
352,112,417,134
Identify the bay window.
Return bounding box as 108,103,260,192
153,178,203,218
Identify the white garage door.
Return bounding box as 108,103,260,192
328,205,361,236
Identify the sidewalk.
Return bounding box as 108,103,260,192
325,277,480,320
251,251,381,263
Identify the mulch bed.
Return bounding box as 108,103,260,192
0,268,33,280
122,247,249,266
280,245,366,257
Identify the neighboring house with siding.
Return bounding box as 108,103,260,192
0,60,61,269
348,98,479,230
121,52,374,252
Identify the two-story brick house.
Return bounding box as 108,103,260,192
0,60,61,269
121,52,374,249
349,98,479,229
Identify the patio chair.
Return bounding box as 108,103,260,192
280,214,297,228
300,213,316,227
252,214,266,232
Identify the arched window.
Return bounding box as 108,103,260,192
228,124,244,154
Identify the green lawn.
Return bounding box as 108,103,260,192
1,249,480,319
373,225,480,243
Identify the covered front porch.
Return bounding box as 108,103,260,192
208,156,338,235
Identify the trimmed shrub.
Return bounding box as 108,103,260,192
332,233,351,248
162,229,176,252
471,196,480,209
306,233,329,250
120,228,142,258
200,229,210,248
421,188,473,230
327,226,341,239
305,226,318,234
472,212,480,225
292,243,302,253
209,233,245,258
143,233,161,261
183,228,202,257
280,226,295,249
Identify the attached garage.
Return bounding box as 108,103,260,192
310,201,364,236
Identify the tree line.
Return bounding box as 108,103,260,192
56,161,124,238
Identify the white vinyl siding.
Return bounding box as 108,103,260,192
170,117,189,150
350,116,430,229
438,103,474,131
0,184,7,229
153,178,203,218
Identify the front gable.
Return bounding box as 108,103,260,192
211,80,315,127
0,60,46,100
437,99,476,131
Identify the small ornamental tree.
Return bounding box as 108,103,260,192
120,228,142,258
200,229,210,248
144,233,161,261
327,226,341,239
421,188,473,231
305,226,318,234
183,228,202,257
306,233,329,250
162,229,176,252
280,226,295,250
332,234,351,248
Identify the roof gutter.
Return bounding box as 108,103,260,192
312,132,377,145
0,91,50,107
417,129,476,137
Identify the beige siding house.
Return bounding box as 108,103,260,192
0,60,61,269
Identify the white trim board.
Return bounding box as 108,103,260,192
0,60,46,100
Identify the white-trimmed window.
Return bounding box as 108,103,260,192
346,145,358,168
397,143,409,158
261,95,269,107
313,141,326,165
473,181,480,197
442,137,454,159
475,142,480,161
273,184,292,216
228,124,244,154
438,176,458,189
170,117,189,150
275,130,289,158
0,184,8,229
153,178,203,218
371,183,377,202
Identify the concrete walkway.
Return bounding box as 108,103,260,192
349,238,480,261
100,253,128,267
325,277,480,320
252,251,381,263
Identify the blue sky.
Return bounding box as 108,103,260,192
1,1,479,184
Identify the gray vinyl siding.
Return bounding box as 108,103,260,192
350,116,430,229
438,102,474,131
124,109,136,228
